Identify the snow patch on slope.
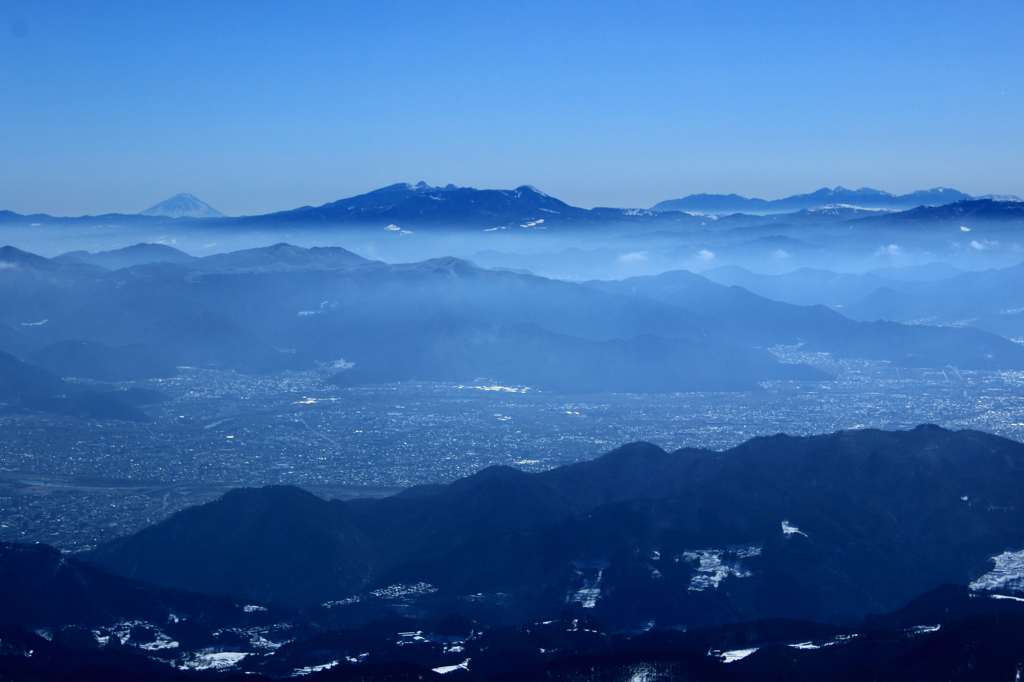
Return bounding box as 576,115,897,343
677,546,761,591
970,549,1024,593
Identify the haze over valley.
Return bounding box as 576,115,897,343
5,178,1024,679
3,1,1024,679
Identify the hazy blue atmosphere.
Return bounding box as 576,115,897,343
1,0,1023,216
5,3,1024,680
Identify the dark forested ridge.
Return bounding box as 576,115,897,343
88,426,1024,629
3,426,1024,680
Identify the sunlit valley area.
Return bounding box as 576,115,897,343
3,2,1024,680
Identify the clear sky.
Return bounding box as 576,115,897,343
1,0,1021,216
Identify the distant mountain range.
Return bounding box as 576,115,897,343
0,182,690,230
140,192,226,218
651,186,1022,215
4,243,1024,395
3,183,1021,230
0,243,822,392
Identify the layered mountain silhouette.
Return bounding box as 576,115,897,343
87,426,1024,634
700,260,1024,342
842,260,1024,339
586,269,1024,370
5,244,1024,389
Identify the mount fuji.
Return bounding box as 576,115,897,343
140,193,226,218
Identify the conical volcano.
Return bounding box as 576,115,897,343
140,193,226,218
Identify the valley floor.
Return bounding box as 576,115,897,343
3,352,1024,551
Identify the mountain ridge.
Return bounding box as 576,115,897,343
651,186,1020,214
5,183,1022,229
5,244,1023,390
86,425,1024,632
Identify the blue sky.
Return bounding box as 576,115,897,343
0,0,1021,216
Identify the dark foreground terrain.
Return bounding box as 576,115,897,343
3,425,1024,680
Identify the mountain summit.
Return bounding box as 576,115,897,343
140,193,226,218
245,181,595,229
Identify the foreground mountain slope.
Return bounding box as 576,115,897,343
89,486,372,607
0,542,286,630
88,426,1024,631
9,544,1024,681
379,426,1024,628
